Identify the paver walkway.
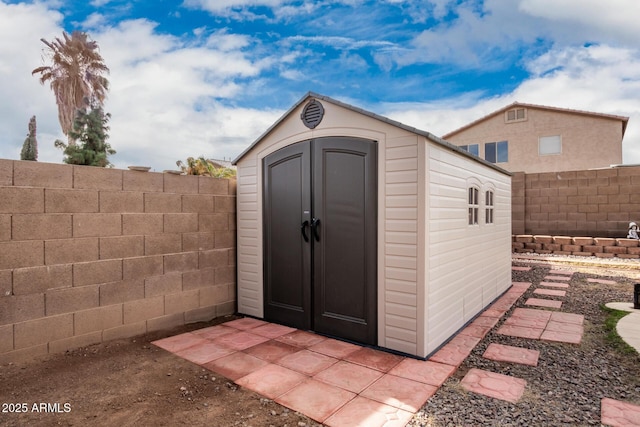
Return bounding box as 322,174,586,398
463,268,583,404
152,263,635,425
154,318,456,425
153,277,532,425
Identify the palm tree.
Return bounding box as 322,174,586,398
32,31,109,141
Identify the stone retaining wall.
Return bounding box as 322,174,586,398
512,234,640,259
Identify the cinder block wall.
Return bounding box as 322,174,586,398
512,167,640,237
0,159,236,363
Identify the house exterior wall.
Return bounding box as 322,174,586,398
445,107,624,174
424,144,512,355
235,96,511,358
0,159,236,364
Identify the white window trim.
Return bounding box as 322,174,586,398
505,107,527,123
539,135,562,156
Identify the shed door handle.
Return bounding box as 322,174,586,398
311,218,320,242
301,220,309,242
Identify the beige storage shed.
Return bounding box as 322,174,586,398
233,92,512,358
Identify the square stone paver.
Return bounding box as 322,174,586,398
525,298,563,308
152,332,208,353
511,308,553,321
388,359,456,387
275,330,327,348
429,335,481,367
203,352,269,380
533,288,567,297
224,317,268,330
550,312,584,325
276,349,338,376
324,396,414,427
212,330,270,351
314,360,384,393
175,341,236,365
460,368,526,403
601,397,640,426
345,347,404,373
360,374,438,412
539,281,570,288
544,275,571,281
512,281,532,291
496,324,544,339
235,364,307,399
483,343,539,366
545,320,584,334
540,329,583,344
276,378,356,423
549,269,573,275
191,325,237,340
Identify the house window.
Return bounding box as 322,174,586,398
506,108,526,122
485,190,494,224
485,141,508,163
460,144,479,156
468,187,479,225
539,135,562,155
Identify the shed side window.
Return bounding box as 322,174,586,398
468,187,479,225
485,190,494,224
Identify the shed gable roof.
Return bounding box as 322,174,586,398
232,91,510,176
442,102,629,139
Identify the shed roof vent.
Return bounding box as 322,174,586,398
301,99,324,129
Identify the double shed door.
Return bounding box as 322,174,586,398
263,137,377,345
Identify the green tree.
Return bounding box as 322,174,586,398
55,107,115,167
176,156,236,178
20,115,38,161
32,31,109,141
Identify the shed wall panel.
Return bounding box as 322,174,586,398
424,143,511,354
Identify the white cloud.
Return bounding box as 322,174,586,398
90,18,278,169
518,0,640,43
182,0,287,14
384,43,640,164
0,2,280,170
0,1,67,164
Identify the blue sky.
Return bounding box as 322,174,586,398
1,0,639,170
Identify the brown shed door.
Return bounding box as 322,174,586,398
263,137,377,345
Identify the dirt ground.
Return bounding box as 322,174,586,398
0,315,318,427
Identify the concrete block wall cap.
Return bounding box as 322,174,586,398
533,235,553,244
616,238,639,247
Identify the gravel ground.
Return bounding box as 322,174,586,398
409,257,640,426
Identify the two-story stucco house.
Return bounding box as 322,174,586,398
442,102,629,173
